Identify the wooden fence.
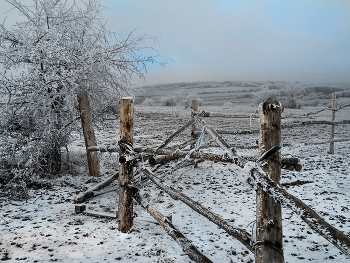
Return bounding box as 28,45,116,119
215,93,350,154
75,95,350,262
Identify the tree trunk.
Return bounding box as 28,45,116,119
42,92,64,174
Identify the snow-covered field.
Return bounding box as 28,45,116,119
1,104,350,262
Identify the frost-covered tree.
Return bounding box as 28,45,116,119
0,0,160,175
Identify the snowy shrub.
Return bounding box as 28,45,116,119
341,90,350,97
254,84,280,105
142,98,156,106
0,168,30,200
184,92,203,108
161,95,177,106
241,81,258,87
311,99,320,107
283,97,301,109
223,102,234,109
1,181,29,200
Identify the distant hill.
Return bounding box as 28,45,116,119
132,81,350,108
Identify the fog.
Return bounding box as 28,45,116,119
1,0,350,85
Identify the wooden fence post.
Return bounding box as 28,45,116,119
255,100,284,263
191,100,199,138
118,97,134,233
77,93,100,177
330,93,336,154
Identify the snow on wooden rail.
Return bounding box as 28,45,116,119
305,138,350,145
157,111,206,149
133,191,213,263
139,167,255,253
74,173,118,203
87,146,119,152
215,120,350,135
136,123,350,256
249,166,350,257
144,147,301,171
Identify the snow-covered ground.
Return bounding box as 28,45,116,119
1,105,350,262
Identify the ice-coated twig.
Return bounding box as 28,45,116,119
193,115,237,156
185,125,209,159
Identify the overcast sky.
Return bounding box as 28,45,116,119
2,0,350,86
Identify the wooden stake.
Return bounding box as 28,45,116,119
77,93,100,177
256,100,284,263
191,100,199,138
118,97,134,233
330,93,336,154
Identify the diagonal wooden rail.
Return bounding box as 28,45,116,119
139,167,254,253
249,166,350,257
133,191,213,263
157,111,206,149
166,114,350,257
192,115,236,156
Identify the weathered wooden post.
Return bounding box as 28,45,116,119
330,93,336,154
118,97,134,233
255,100,284,263
191,100,199,138
77,93,100,177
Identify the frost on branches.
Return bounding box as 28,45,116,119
0,0,160,177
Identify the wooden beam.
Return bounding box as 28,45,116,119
250,167,350,257
84,211,117,219
139,167,254,253
144,147,301,171
157,111,206,150
193,115,236,156
306,138,350,145
133,192,213,263
87,146,119,152
216,120,350,135
74,173,118,203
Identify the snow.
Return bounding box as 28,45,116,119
1,105,350,262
